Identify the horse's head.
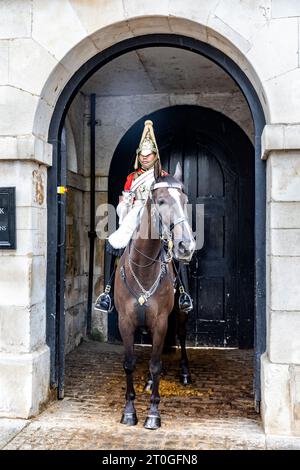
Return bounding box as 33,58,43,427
151,161,196,262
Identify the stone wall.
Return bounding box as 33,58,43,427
261,124,300,436
0,160,49,417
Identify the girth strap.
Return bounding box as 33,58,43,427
137,304,146,331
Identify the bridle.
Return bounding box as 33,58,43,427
149,180,188,257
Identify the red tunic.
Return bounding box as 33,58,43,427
123,168,168,191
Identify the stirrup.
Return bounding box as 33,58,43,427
94,285,113,313
178,286,193,313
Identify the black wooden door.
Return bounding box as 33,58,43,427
160,131,238,346
158,108,254,348
109,106,254,348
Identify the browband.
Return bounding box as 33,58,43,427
152,182,183,190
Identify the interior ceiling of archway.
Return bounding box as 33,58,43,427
80,46,254,142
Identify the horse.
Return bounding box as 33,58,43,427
114,161,196,430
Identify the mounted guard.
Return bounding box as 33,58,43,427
95,120,193,314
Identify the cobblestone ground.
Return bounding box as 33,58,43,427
3,341,268,450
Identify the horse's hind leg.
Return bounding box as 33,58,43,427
120,326,138,426
144,317,168,430
177,310,192,385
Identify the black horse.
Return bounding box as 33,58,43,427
114,161,195,429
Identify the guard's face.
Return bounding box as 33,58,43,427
139,152,156,169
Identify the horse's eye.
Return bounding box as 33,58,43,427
157,198,165,206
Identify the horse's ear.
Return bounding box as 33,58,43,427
173,162,183,183
154,158,162,181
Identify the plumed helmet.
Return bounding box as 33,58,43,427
134,120,160,169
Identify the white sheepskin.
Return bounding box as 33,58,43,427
108,200,144,249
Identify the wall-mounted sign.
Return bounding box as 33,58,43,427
0,187,16,249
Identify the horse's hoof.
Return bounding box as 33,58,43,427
144,415,161,430
180,374,192,385
120,412,138,426
144,380,153,392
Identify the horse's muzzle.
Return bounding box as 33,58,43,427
174,239,195,262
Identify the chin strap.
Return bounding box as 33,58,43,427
139,157,158,171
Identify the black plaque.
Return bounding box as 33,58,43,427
0,187,16,249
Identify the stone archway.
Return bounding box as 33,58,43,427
1,5,277,430
33,15,271,142
1,1,300,440
45,34,266,413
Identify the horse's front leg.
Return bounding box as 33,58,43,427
144,317,168,430
177,310,192,385
119,322,138,426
